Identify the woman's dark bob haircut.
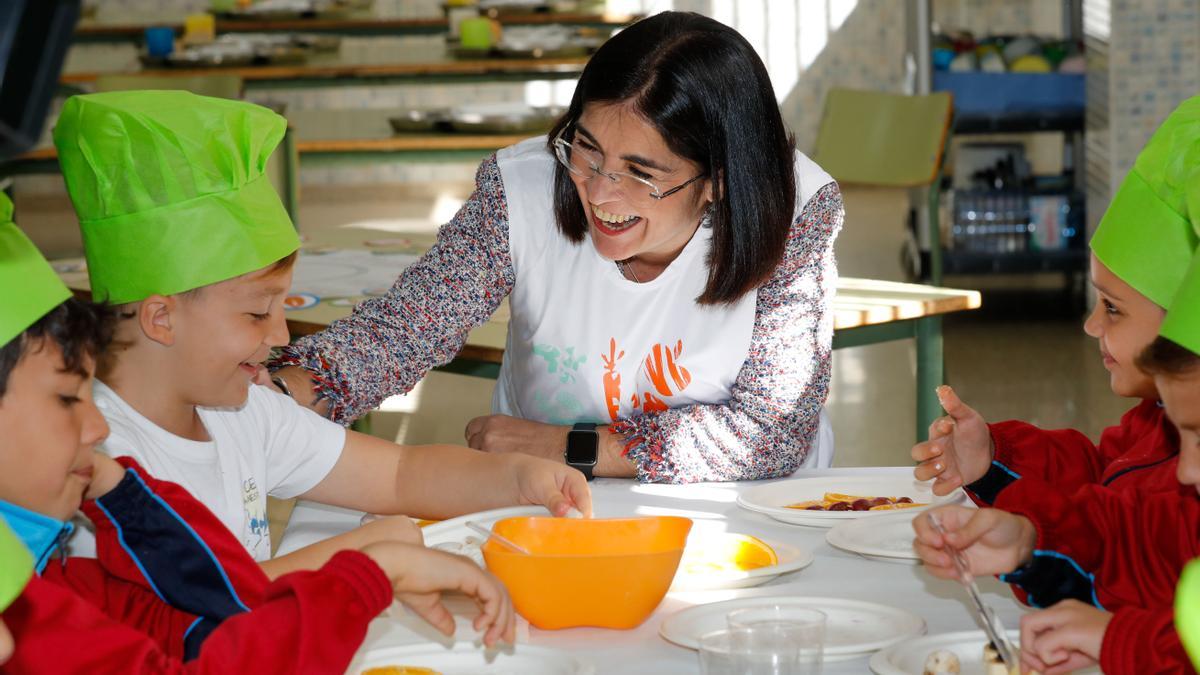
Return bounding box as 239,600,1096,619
1137,335,1200,377
546,11,796,305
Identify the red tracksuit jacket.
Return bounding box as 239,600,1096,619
959,400,1191,674
2,458,392,673
997,482,1198,674
966,398,1179,505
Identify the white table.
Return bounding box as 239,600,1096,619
279,467,1027,674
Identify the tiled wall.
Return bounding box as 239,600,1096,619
931,0,1065,37
1084,0,1200,235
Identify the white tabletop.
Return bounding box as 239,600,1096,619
278,467,1027,674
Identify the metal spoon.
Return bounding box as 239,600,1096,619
928,513,1019,670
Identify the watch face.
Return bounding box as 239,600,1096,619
566,429,598,465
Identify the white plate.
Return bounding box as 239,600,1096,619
670,535,815,591
660,596,925,661
826,511,922,564
737,475,963,528
351,642,594,675
420,505,549,566
868,629,1102,674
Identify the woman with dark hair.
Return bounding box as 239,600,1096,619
272,11,843,483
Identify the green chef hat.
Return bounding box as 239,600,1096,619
0,517,33,611
53,90,299,304
0,192,72,348
1091,95,1200,308
1177,559,1200,670
1160,246,1200,355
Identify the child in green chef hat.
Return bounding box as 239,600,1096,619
52,90,590,578
0,192,514,672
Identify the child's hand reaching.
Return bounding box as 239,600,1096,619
1018,600,1110,674
912,505,1036,580
912,386,995,495
360,542,516,647
509,455,593,518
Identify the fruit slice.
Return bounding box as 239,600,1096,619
679,532,779,575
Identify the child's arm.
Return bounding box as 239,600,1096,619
15,550,393,673
997,483,1197,610
1018,600,1111,674
80,456,270,619
359,541,516,647
258,514,421,580
1019,601,1188,675
299,430,593,521
912,387,1143,503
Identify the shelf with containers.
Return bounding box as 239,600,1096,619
916,30,1089,310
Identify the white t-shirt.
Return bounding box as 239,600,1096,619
492,137,834,466
89,381,346,561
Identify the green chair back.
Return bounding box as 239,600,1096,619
812,88,953,187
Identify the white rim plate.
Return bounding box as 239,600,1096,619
825,511,922,564
670,535,815,591
737,475,963,528
420,505,549,547
351,642,595,675
660,596,926,661
868,629,1102,675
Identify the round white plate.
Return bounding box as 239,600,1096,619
421,505,549,567
737,475,963,528
868,629,1102,674
660,596,925,661
352,642,594,675
826,511,922,564
670,536,815,591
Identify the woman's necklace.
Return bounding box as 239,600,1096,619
616,258,640,282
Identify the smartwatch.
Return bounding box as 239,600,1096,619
564,422,599,481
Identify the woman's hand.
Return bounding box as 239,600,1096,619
912,505,1036,580
465,414,569,462
1018,600,1110,674
466,415,637,478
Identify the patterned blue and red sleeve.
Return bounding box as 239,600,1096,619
612,182,843,483
275,155,516,424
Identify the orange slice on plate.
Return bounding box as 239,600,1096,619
822,492,872,503
679,532,779,575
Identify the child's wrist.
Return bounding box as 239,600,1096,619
1016,515,1037,566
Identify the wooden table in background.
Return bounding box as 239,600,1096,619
52,230,979,441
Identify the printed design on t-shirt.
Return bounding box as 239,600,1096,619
603,338,692,422
532,389,586,426
531,342,588,424
601,338,625,422
242,477,268,552
533,343,587,384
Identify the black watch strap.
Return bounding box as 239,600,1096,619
565,422,599,481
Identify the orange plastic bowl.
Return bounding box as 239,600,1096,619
482,515,693,630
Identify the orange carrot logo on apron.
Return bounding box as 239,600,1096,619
602,338,690,421
601,338,625,422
